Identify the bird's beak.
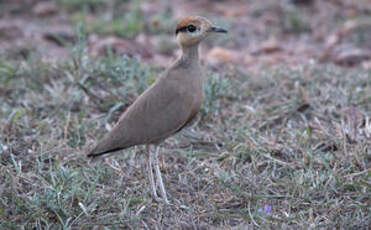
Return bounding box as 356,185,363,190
210,26,228,33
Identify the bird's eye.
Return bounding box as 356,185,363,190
187,25,196,32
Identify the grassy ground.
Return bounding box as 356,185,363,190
0,39,370,229
1,0,371,229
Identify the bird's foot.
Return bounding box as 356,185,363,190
161,197,170,205
151,193,170,205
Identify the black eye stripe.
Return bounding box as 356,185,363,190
175,24,197,34
175,26,188,34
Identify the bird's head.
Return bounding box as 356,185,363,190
175,16,227,48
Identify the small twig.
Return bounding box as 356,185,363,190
76,81,105,104
248,201,260,227
263,153,292,166
345,169,370,178
142,220,150,230
136,205,146,216
63,111,71,141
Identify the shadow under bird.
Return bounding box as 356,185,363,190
87,16,227,204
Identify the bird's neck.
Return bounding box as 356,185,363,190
179,45,199,66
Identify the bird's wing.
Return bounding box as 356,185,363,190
122,76,194,144
87,72,194,157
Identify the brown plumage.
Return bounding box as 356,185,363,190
87,16,227,204
176,16,204,31
87,59,202,157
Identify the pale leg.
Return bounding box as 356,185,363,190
145,145,159,201
153,146,169,204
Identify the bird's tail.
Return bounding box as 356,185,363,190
87,147,122,158
86,132,126,163
86,146,123,164
86,126,130,162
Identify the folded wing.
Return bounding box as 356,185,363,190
87,72,194,158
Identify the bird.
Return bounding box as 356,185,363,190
87,16,227,204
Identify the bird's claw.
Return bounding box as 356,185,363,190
152,194,170,205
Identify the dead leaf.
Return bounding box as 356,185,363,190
251,39,282,55
0,23,23,40
325,33,340,47
334,48,371,66
343,106,364,143
44,31,76,46
362,60,371,70
206,46,239,65
32,1,57,17
259,39,282,54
